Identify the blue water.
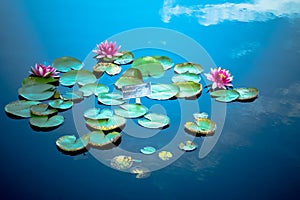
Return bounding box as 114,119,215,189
1,1,300,199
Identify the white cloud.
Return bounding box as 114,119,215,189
161,0,300,26
231,42,261,59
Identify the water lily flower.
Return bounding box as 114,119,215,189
93,40,123,59
30,63,59,78
204,67,233,89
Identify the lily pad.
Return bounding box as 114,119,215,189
130,166,151,179
113,51,134,65
30,104,57,116
30,115,64,128
172,73,201,83
152,56,174,70
140,146,156,155
114,104,148,118
110,155,133,170
173,81,202,98
115,68,144,89
185,118,216,135
235,87,259,101
56,135,89,152
59,70,97,87
18,83,55,101
84,108,113,120
210,89,240,103
93,62,121,76
138,113,170,129
52,56,83,72
22,76,58,86
179,140,198,151
86,115,126,131
5,100,40,118
147,84,179,100
98,92,125,106
79,83,109,97
158,151,173,161
61,90,84,101
131,56,164,78
48,99,73,110
88,131,121,147
174,62,203,74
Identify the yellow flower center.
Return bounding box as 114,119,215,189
219,73,226,79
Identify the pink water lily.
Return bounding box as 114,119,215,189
204,67,233,90
30,63,59,78
93,40,122,59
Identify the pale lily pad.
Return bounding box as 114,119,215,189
147,84,179,100
235,87,259,101
30,115,64,128
140,146,156,155
30,104,57,116
179,140,197,151
52,56,83,72
79,83,109,97
86,115,126,131
61,90,84,101
172,73,201,83
59,70,97,86
48,99,73,110
5,100,40,118
138,113,170,129
115,68,144,89
93,62,121,76
158,151,173,161
18,83,55,101
114,104,148,118
185,118,216,135
88,131,121,147
110,155,133,170
152,56,174,70
130,166,151,179
98,92,125,106
56,135,89,152
22,76,58,86
174,62,203,74
84,108,113,120
131,56,164,78
173,81,202,98
193,112,208,120
210,89,240,102
113,51,134,65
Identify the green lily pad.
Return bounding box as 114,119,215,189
235,87,259,101
84,108,113,120
114,104,148,118
79,83,109,97
30,104,57,116
138,113,170,129
59,70,97,87
30,115,64,128
88,131,122,147
5,100,40,118
173,81,202,98
18,83,55,101
86,115,126,131
172,73,201,83
131,56,164,78
174,62,203,74
147,84,179,100
140,146,156,155
93,62,121,76
185,118,216,135
61,90,84,101
152,56,174,70
52,56,83,72
22,76,58,86
210,89,240,102
48,99,73,110
115,68,144,89
56,135,89,152
98,92,125,106
113,51,134,65
178,140,197,151
110,155,133,170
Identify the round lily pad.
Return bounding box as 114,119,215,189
178,140,198,151
18,83,55,101
86,115,126,131
185,118,216,135
172,73,201,83
88,131,121,147
52,56,83,72
173,81,202,98
147,84,179,100
152,56,174,70
115,68,144,89
61,90,84,101
235,87,259,101
93,62,121,76
48,99,73,110
56,135,89,152
98,92,125,106
30,115,64,128
130,166,151,179
30,104,57,116
210,89,240,103
79,83,109,97
22,76,58,86
131,56,164,78
114,104,148,118
140,146,156,155
138,113,170,129
113,51,134,65
59,70,97,87
5,100,40,118
174,62,203,74
158,151,173,161
84,108,113,120
110,155,133,170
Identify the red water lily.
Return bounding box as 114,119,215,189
30,63,59,78
93,40,122,59
204,67,233,89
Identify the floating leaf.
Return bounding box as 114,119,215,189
61,90,84,101
185,118,216,135
86,115,126,131
110,155,133,170
59,70,97,87
131,56,164,78
22,76,58,86
5,100,40,118
174,62,203,74
30,104,57,116
173,81,202,98
158,151,173,161
210,89,240,102
138,113,170,129
56,135,89,152
114,104,148,118
130,166,151,179
152,56,174,70
18,83,55,101
235,87,259,101
52,56,83,72
113,51,134,65
98,92,125,106
178,140,197,151
115,68,144,89
172,73,201,83
147,84,179,100
79,83,109,97
84,108,113,120
93,62,121,76
30,115,64,128
48,99,73,110
88,131,121,147
140,146,156,155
